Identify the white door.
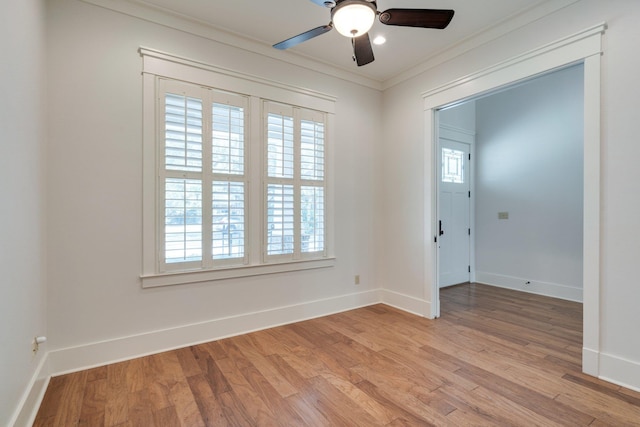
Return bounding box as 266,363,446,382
438,138,471,288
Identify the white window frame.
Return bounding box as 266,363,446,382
264,101,328,263
140,48,335,288
158,79,250,272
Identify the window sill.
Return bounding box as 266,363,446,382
141,257,336,288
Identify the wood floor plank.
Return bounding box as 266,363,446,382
231,334,298,398
186,374,228,426
104,362,128,426
305,375,385,427
78,377,107,426
356,379,436,426
125,357,145,394
142,355,172,412
86,366,108,382
166,377,206,426
53,371,88,426
190,343,231,396
33,375,69,425
453,360,595,425
553,380,640,425
284,392,333,427
224,338,308,426
151,405,181,427
214,353,279,425
33,283,640,426
175,346,203,378
322,373,396,424
126,389,156,427
442,383,567,427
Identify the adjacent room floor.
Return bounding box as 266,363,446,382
34,284,640,426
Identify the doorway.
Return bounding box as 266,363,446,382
423,24,603,376
437,64,584,298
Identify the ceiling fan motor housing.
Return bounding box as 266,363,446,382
331,0,378,37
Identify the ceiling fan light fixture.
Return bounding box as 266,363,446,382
331,1,376,38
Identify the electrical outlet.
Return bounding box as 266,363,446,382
355,275,360,285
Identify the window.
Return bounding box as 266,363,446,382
442,147,465,184
159,80,248,272
141,48,335,286
265,102,326,260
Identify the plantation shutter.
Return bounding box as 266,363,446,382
210,91,248,263
161,82,204,268
264,102,326,260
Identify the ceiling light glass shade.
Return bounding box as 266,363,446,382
332,1,376,38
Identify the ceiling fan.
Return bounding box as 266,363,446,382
273,0,455,66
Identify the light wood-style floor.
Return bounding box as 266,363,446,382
34,283,640,426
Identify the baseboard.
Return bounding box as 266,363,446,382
475,271,582,302
582,346,599,377
379,289,432,318
599,351,640,393
47,289,381,376
8,353,51,427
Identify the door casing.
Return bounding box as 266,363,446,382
422,24,603,377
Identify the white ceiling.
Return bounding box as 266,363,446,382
133,0,561,83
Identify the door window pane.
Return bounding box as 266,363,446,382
442,148,464,184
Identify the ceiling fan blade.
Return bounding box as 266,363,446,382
273,24,333,50
379,9,455,29
352,32,374,66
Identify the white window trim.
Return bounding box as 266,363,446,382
141,47,336,288
263,101,328,263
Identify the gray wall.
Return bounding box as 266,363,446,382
475,65,584,298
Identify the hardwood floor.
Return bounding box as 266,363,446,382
34,284,640,426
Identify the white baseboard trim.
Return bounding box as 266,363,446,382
9,353,51,427
599,351,640,393
380,289,431,318
582,346,599,377
47,289,381,376
475,271,582,302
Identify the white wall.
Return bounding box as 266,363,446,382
380,0,640,389
45,0,380,363
0,1,48,425
474,65,584,300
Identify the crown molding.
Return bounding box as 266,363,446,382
79,0,384,91
382,0,583,90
